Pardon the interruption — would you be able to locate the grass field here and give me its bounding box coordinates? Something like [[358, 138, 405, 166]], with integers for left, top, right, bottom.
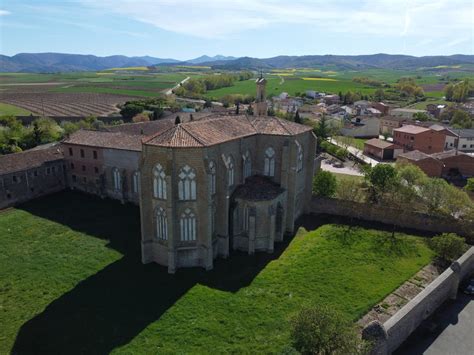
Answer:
[[0, 102, 31, 116], [0, 191, 434, 354]]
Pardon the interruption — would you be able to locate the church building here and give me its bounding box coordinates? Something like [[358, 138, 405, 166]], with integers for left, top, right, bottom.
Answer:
[[140, 78, 317, 273]]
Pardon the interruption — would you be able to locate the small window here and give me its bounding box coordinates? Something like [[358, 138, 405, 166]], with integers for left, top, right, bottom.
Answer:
[[80, 149, 85, 158], [209, 161, 216, 195], [93, 150, 98, 159], [180, 208, 196, 241], [156, 207, 168, 240], [82, 165, 86, 172], [112, 168, 121, 191], [153, 164, 167, 199], [12, 176, 17, 183], [34, 171, 38, 177], [83, 177, 87, 183], [227, 156, 235, 187], [72, 175, 77, 182], [178, 165, 196, 200], [7, 193, 11, 199], [46, 167, 51, 175], [71, 163, 75, 170], [462, 144, 467, 148], [264, 147, 275, 177], [52, 166, 56, 174], [94, 167, 99, 174], [69, 148, 73, 156], [95, 179, 99, 185]]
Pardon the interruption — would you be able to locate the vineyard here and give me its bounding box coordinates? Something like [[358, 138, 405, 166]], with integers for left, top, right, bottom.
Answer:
[[0, 92, 139, 117]]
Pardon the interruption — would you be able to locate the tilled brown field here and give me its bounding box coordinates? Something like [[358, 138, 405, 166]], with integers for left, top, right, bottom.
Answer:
[[0, 92, 140, 117]]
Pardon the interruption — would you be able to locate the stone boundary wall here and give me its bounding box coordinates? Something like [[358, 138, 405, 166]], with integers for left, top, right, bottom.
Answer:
[[362, 247, 474, 354], [310, 197, 474, 242]]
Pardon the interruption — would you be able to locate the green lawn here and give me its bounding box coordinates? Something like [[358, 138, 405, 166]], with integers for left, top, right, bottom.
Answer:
[[0, 102, 31, 116], [0, 191, 434, 354]]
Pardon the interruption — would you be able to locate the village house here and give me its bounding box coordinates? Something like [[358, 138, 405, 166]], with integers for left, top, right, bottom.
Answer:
[[0, 144, 66, 209], [391, 108, 428, 119], [340, 116, 380, 138], [379, 116, 410, 135], [393, 125, 445, 154], [363, 138, 403, 161], [371, 102, 390, 115], [398, 150, 474, 178]]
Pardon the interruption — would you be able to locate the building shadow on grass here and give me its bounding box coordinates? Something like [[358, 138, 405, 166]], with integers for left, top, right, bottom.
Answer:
[[12, 191, 434, 354]]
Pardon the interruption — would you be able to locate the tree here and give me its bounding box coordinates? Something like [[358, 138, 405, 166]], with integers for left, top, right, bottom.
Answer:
[[335, 177, 365, 202], [294, 110, 302, 124], [204, 99, 212, 108], [312, 171, 337, 197], [420, 178, 449, 215], [120, 104, 144, 120], [429, 233, 467, 263], [235, 102, 240, 115], [413, 112, 429, 122], [175, 115, 181, 125], [314, 115, 329, 143], [374, 88, 385, 102], [396, 162, 427, 186], [364, 164, 398, 203], [465, 178, 474, 192], [290, 305, 363, 355], [246, 104, 254, 115]]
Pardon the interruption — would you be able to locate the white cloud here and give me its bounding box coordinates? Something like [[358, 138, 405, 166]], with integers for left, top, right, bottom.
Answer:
[[0, 9, 11, 16], [79, 0, 473, 40]]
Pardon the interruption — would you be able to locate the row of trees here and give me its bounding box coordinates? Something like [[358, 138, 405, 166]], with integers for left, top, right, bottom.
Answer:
[[173, 71, 252, 98], [119, 97, 179, 120], [394, 77, 425, 98], [440, 107, 472, 129], [352, 76, 385, 87], [313, 163, 474, 222], [0, 115, 112, 155]]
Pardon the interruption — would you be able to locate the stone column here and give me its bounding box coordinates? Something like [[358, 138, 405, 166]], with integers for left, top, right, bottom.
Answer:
[[167, 149, 177, 274]]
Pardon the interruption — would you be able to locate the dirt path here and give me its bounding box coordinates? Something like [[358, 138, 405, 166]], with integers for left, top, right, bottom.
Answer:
[[165, 76, 190, 95]]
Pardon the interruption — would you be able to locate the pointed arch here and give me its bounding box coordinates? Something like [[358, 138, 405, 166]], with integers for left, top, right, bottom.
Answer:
[[264, 147, 275, 177], [227, 155, 235, 187], [242, 150, 252, 180], [178, 165, 197, 200], [155, 207, 168, 240], [209, 160, 216, 195], [180, 208, 197, 241], [112, 167, 121, 191], [153, 164, 167, 199]]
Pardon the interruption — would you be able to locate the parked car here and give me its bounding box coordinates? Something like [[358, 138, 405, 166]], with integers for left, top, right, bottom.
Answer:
[[463, 279, 474, 295]]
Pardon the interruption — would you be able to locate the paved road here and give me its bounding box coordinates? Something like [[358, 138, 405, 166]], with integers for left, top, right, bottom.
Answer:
[[328, 138, 380, 166], [395, 293, 474, 355]]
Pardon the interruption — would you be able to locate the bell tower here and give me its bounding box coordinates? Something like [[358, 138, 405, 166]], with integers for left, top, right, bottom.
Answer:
[[254, 71, 267, 116]]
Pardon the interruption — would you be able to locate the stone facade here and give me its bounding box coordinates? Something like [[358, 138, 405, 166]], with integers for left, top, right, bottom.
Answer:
[[0, 145, 66, 209], [140, 115, 316, 273]]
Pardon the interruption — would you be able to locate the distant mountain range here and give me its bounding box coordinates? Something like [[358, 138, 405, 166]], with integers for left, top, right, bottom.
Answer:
[[0, 52, 473, 73], [0, 53, 235, 73]]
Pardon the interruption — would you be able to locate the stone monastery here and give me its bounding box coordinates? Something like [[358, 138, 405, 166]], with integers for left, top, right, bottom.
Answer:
[[0, 78, 317, 273]]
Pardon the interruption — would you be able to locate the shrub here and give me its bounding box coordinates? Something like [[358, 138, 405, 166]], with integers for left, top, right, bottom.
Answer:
[[429, 233, 467, 262], [290, 305, 363, 355], [465, 178, 474, 192], [312, 171, 337, 197]]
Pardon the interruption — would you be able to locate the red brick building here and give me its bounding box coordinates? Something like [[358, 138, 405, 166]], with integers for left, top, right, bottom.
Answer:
[[393, 125, 445, 154], [363, 138, 403, 160], [397, 150, 474, 178]]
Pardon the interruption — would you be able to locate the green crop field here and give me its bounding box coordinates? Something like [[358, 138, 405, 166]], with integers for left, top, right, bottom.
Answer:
[[0, 102, 31, 116], [1, 191, 434, 354]]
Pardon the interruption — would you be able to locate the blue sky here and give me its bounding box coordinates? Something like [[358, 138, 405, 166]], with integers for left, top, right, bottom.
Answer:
[[1, 0, 472, 60]]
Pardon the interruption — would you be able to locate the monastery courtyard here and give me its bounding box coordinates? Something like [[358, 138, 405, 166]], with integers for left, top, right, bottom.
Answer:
[[0, 191, 434, 354]]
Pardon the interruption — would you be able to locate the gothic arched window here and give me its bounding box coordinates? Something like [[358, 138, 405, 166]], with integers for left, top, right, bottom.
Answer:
[[153, 164, 166, 199], [112, 168, 121, 191], [242, 150, 251, 179], [209, 161, 216, 195], [178, 165, 196, 200], [296, 141, 303, 172], [180, 208, 196, 241], [264, 147, 275, 177], [132, 171, 140, 194], [156, 207, 168, 240]]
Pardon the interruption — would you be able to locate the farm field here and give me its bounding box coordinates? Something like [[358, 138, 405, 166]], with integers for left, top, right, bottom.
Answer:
[[0, 102, 31, 116], [0, 71, 189, 116], [0, 92, 140, 117], [1, 191, 434, 354]]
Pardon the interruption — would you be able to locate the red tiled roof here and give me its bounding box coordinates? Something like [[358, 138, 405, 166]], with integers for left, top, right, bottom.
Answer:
[[63, 130, 142, 151], [0, 145, 64, 175], [364, 138, 396, 150], [394, 125, 430, 134], [144, 115, 312, 148]]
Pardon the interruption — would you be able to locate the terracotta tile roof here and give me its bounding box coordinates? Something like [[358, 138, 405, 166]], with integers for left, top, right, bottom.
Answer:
[[0, 145, 64, 175], [144, 115, 312, 148], [233, 175, 285, 201], [364, 138, 396, 150], [398, 150, 432, 161], [394, 125, 430, 134], [63, 130, 142, 151]]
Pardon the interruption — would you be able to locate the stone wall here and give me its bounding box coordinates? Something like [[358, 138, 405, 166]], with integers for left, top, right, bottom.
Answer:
[[310, 197, 474, 242], [362, 247, 474, 355]]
